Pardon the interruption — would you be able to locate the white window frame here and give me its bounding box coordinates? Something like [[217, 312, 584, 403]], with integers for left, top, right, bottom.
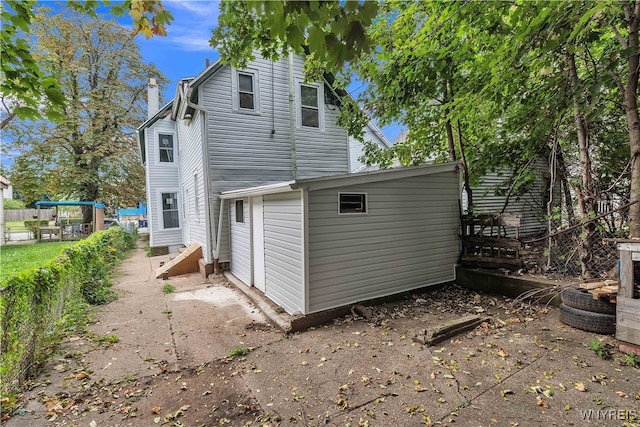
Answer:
[[338, 192, 368, 215], [155, 130, 177, 166], [235, 199, 245, 223], [157, 189, 181, 230], [231, 68, 260, 114], [296, 80, 324, 130]]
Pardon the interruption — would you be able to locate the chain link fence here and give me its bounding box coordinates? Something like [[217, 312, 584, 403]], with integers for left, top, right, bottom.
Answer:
[[521, 202, 631, 280]]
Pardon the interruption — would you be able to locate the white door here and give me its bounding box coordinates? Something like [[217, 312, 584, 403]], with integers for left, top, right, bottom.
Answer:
[[252, 196, 266, 292]]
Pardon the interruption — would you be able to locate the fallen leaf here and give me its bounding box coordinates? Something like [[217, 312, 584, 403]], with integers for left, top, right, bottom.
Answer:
[[497, 348, 509, 358], [536, 396, 549, 408], [574, 382, 587, 392], [75, 371, 89, 380], [151, 407, 161, 415], [500, 389, 514, 398], [615, 391, 628, 398], [414, 385, 427, 392]]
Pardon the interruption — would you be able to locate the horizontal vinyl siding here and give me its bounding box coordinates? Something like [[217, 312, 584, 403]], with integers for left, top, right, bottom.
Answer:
[[145, 118, 181, 248], [472, 161, 548, 237], [229, 198, 251, 285], [307, 170, 460, 313], [349, 125, 388, 172], [177, 113, 209, 257], [202, 54, 350, 261], [263, 191, 304, 314]]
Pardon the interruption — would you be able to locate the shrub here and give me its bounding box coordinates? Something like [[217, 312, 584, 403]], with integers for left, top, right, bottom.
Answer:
[[23, 220, 50, 235], [0, 226, 136, 396], [3, 200, 26, 210]]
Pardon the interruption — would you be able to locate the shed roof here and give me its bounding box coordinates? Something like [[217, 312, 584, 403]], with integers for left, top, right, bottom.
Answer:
[[220, 162, 459, 198]]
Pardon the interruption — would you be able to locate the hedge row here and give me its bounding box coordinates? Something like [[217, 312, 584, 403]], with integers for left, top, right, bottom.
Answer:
[[0, 227, 137, 397]]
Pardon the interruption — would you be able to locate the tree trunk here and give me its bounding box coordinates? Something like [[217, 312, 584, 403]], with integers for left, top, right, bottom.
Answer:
[[443, 80, 457, 162], [567, 50, 596, 278], [456, 119, 473, 209], [555, 145, 575, 222], [623, 1, 640, 237]]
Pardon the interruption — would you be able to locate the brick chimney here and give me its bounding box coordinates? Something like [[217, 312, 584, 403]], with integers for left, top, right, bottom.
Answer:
[[147, 78, 159, 119]]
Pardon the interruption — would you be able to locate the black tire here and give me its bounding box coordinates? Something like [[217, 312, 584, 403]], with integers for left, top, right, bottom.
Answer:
[[559, 304, 616, 335], [561, 287, 616, 314]]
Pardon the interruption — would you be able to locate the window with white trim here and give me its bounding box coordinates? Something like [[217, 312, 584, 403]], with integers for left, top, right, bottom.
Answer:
[[233, 69, 260, 113], [158, 133, 174, 163], [161, 192, 180, 228], [339, 193, 367, 214], [300, 84, 320, 128]]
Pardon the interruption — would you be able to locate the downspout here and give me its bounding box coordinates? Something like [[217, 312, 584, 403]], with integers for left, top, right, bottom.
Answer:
[[288, 52, 297, 180], [216, 199, 225, 272], [186, 87, 216, 270]]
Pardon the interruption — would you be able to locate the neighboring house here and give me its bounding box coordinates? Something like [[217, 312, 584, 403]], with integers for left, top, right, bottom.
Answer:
[[116, 202, 147, 226], [138, 53, 390, 262]]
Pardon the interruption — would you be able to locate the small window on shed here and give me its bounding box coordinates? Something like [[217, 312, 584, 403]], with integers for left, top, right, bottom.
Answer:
[[339, 193, 367, 214], [235, 200, 244, 223]]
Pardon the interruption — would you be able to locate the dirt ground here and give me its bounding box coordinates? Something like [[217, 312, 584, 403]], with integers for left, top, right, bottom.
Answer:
[[3, 242, 639, 427]]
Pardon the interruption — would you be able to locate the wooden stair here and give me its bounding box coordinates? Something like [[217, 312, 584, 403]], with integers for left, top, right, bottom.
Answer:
[[155, 243, 202, 278]]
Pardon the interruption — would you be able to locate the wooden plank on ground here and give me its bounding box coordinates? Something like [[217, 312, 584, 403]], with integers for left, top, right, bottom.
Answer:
[[413, 315, 487, 346], [589, 285, 618, 300], [579, 280, 618, 290]]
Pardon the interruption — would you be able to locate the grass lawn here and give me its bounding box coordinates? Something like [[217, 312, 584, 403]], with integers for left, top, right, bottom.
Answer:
[[0, 242, 76, 281], [5, 220, 32, 232]]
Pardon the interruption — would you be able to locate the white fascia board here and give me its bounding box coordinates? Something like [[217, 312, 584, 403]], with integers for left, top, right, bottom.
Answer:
[[367, 121, 392, 147], [219, 181, 296, 200], [292, 162, 460, 192]]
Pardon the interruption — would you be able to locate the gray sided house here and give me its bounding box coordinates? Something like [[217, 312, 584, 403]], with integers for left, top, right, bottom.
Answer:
[[137, 53, 391, 264], [222, 163, 461, 315]]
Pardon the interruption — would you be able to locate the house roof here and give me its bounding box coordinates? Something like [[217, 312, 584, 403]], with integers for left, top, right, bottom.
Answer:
[[220, 162, 459, 198], [0, 175, 10, 189]]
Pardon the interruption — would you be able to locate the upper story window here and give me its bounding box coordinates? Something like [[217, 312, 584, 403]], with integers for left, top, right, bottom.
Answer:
[[300, 84, 319, 128], [232, 69, 260, 113], [238, 72, 255, 110], [158, 133, 174, 163]]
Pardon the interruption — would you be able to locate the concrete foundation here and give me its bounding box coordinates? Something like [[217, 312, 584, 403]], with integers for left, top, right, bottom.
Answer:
[[455, 266, 567, 305]]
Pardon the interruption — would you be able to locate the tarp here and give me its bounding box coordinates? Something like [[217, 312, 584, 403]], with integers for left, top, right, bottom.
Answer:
[[35, 200, 106, 209]]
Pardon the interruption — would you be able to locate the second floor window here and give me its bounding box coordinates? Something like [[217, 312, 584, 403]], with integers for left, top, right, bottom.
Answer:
[[238, 72, 255, 110], [158, 133, 174, 163], [300, 84, 319, 127]]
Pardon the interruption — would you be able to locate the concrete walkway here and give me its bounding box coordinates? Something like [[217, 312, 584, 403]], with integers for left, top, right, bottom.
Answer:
[[5, 240, 640, 426]]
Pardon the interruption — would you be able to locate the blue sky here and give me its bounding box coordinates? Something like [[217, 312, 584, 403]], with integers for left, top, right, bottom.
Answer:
[[1, 1, 403, 170]]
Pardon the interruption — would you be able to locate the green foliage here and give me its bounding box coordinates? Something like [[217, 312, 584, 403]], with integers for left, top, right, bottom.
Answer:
[[622, 352, 640, 368], [2, 199, 26, 210], [0, 226, 136, 396], [588, 337, 612, 360], [213, 0, 378, 77], [230, 347, 251, 357], [1, 0, 173, 130], [5, 7, 165, 208], [162, 283, 175, 294], [91, 333, 120, 345], [23, 219, 50, 235]]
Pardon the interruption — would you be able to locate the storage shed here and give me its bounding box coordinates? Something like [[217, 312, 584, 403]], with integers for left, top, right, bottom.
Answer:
[[221, 163, 461, 315]]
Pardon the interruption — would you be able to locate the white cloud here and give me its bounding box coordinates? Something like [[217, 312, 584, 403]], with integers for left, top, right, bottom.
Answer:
[[160, 1, 220, 52]]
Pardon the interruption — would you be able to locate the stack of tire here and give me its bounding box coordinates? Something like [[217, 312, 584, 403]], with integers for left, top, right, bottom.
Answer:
[[559, 287, 616, 335]]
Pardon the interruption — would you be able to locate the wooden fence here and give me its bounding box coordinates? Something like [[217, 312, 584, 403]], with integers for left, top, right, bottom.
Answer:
[[3, 209, 53, 222]]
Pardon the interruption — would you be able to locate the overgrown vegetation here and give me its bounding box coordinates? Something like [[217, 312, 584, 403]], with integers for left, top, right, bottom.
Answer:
[[588, 337, 612, 360], [162, 284, 175, 294], [0, 227, 137, 397], [230, 347, 251, 357]]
